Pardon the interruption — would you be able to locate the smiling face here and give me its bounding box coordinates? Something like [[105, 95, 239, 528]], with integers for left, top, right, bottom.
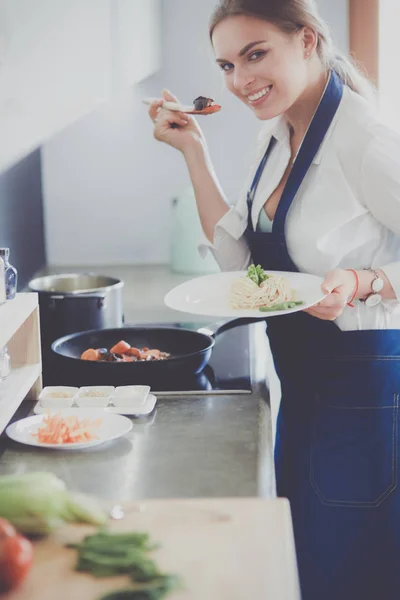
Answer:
[[212, 15, 313, 120]]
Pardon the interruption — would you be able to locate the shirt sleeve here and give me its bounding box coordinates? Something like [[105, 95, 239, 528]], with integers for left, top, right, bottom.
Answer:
[[198, 207, 252, 271], [361, 128, 400, 300], [198, 123, 277, 272]]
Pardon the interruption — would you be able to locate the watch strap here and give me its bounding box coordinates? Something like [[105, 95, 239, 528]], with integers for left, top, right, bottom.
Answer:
[[360, 269, 384, 305]]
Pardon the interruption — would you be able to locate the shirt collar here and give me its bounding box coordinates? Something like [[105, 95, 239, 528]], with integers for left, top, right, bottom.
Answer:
[[256, 76, 343, 165]]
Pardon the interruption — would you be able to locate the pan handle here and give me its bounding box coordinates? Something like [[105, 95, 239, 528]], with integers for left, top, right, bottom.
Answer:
[[197, 317, 265, 339]]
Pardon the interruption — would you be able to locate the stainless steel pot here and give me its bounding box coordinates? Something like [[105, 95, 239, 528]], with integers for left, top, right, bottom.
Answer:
[[28, 273, 124, 351]]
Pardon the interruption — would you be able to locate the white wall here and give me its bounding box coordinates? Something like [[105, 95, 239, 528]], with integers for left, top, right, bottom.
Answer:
[[42, 0, 349, 266], [378, 0, 400, 134]]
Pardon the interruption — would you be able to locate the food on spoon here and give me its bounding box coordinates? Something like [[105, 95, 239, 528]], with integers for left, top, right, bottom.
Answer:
[[193, 96, 214, 110], [229, 264, 304, 311], [80, 341, 171, 363], [190, 96, 222, 115], [0, 519, 33, 592], [0, 471, 107, 535], [143, 96, 221, 115], [33, 412, 102, 445]]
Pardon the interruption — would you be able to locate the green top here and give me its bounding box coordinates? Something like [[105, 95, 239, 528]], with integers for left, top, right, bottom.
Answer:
[[257, 208, 273, 233]]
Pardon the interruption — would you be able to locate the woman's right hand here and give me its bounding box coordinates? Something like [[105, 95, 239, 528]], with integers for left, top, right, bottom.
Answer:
[[148, 89, 205, 153]]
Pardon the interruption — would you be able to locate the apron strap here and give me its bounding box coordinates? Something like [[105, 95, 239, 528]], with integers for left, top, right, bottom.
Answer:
[[273, 71, 344, 234], [247, 137, 277, 229]]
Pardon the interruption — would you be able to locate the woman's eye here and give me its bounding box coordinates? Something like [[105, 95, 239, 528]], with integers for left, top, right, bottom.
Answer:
[[220, 62, 234, 73], [248, 50, 267, 61]]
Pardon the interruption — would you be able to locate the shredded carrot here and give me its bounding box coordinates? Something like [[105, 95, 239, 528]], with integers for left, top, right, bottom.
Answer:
[[33, 413, 102, 444]]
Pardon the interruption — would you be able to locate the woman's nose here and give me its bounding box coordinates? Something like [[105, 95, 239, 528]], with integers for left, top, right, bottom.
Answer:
[[233, 67, 255, 92]]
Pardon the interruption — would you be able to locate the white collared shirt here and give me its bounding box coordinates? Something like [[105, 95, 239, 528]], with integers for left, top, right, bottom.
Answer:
[[200, 86, 400, 331]]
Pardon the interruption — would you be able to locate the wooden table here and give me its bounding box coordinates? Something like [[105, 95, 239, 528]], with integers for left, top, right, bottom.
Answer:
[[5, 498, 301, 600]]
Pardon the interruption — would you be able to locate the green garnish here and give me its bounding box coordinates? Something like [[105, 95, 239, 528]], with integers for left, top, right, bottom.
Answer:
[[99, 575, 182, 600], [259, 301, 304, 312], [69, 530, 181, 600], [247, 264, 269, 286]]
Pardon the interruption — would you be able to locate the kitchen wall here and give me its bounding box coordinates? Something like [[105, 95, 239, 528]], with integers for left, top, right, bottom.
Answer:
[[0, 149, 46, 289], [42, 0, 349, 266]]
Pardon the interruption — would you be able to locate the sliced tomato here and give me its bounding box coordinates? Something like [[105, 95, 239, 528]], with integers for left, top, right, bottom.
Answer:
[[80, 348, 100, 361], [0, 519, 33, 592], [110, 340, 131, 355], [124, 347, 142, 358]]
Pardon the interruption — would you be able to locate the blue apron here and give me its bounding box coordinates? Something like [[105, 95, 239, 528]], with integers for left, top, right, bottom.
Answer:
[[245, 71, 400, 600]]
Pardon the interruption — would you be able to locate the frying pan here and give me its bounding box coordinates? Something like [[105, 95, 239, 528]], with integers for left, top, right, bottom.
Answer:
[[50, 319, 256, 387]]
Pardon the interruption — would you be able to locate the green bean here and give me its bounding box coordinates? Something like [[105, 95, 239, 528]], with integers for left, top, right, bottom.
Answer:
[[259, 301, 304, 312], [71, 530, 180, 599]]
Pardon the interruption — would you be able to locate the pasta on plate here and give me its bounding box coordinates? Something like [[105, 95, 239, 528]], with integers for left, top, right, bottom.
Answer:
[[229, 265, 304, 312]]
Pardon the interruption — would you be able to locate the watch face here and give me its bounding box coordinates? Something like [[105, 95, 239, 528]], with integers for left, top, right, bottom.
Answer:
[[366, 294, 382, 307], [372, 278, 384, 293]]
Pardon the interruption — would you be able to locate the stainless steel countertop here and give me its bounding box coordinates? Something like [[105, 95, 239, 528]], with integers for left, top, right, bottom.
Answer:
[[0, 322, 275, 501], [6, 268, 275, 502]]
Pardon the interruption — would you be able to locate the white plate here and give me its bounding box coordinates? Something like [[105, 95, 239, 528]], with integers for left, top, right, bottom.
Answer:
[[6, 409, 133, 450], [32, 394, 158, 418], [164, 270, 326, 319]]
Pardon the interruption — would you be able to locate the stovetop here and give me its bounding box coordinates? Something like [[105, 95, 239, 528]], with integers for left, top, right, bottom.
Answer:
[[146, 321, 252, 396], [41, 321, 253, 396]]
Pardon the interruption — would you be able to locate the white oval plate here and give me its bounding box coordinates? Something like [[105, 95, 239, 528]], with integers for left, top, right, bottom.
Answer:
[[6, 409, 133, 450], [164, 270, 326, 319]]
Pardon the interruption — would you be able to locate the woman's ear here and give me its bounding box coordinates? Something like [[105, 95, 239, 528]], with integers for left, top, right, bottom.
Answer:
[[301, 26, 318, 59]]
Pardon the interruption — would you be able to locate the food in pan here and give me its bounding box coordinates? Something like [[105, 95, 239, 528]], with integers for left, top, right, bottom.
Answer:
[[80, 341, 171, 363], [230, 264, 304, 311]]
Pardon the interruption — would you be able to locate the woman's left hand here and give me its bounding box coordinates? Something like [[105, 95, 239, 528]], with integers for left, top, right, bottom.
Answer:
[[304, 268, 357, 321]]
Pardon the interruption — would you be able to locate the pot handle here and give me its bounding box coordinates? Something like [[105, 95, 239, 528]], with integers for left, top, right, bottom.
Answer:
[[48, 293, 106, 310], [197, 317, 265, 339]]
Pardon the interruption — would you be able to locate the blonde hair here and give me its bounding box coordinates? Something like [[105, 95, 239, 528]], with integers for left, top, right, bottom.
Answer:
[[209, 0, 376, 103]]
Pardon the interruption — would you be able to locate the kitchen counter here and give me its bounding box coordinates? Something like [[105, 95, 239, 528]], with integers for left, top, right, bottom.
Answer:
[[0, 265, 277, 501]]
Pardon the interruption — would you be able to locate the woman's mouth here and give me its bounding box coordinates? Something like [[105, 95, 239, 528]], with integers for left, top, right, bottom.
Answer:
[[247, 85, 273, 107]]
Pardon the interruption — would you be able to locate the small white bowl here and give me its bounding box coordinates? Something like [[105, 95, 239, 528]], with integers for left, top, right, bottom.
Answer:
[[111, 386, 150, 407], [39, 386, 78, 409], [76, 386, 114, 408]]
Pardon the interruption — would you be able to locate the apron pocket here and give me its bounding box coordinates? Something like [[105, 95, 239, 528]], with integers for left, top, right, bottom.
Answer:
[[310, 391, 399, 508]]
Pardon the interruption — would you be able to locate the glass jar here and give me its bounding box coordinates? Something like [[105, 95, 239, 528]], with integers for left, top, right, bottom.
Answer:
[[0, 346, 11, 379], [0, 256, 5, 305], [0, 248, 17, 300]]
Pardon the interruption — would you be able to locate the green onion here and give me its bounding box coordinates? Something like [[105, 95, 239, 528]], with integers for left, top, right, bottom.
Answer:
[[71, 531, 181, 600], [0, 472, 107, 536], [247, 264, 269, 286], [259, 301, 304, 312]]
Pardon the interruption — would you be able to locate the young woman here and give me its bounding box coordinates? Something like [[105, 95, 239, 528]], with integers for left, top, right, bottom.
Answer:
[[149, 1, 400, 598]]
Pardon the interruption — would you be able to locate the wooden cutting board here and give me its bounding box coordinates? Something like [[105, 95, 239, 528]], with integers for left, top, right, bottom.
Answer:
[[4, 498, 301, 600]]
